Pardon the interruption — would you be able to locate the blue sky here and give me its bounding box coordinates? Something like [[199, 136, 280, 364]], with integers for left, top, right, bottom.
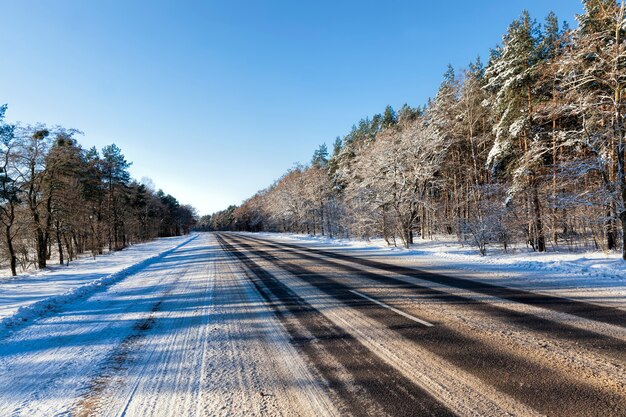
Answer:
[[0, 1, 583, 215]]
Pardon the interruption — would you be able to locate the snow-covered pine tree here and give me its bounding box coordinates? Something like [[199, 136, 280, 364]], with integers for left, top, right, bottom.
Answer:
[[561, 0, 626, 256], [528, 12, 572, 247], [428, 65, 463, 238], [484, 10, 547, 251]]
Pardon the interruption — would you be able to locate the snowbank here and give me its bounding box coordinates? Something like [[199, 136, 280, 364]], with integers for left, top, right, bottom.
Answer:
[[252, 232, 626, 307], [0, 234, 197, 337]]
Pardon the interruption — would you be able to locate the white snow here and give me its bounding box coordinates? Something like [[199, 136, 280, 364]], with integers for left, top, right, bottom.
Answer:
[[1, 231, 624, 415], [0, 233, 336, 417], [0, 235, 196, 336], [252, 232, 626, 308]]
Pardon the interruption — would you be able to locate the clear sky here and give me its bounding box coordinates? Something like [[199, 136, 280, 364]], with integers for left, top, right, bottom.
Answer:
[[0, 1, 583, 215]]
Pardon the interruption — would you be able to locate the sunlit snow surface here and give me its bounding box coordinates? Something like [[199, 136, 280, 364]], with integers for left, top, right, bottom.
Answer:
[[0, 235, 194, 329], [252, 232, 626, 308]]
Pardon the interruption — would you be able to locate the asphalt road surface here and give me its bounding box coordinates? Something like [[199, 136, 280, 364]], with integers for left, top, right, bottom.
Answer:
[[217, 232, 626, 417]]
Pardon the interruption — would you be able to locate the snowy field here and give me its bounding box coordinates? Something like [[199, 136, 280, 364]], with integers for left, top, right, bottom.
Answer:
[[252, 232, 626, 308]]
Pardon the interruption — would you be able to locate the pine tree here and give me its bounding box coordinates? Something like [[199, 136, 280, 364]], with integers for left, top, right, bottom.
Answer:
[[46, 132, 87, 264], [563, 0, 626, 256], [485, 10, 547, 251], [102, 144, 131, 250], [533, 12, 570, 246], [381, 105, 397, 129], [485, 10, 542, 168], [397, 103, 421, 127], [311, 143, 329, 167]]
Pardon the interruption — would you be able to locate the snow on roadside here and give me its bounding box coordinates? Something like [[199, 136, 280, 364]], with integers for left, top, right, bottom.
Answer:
[[0, 234, 197, 336], [251, 232, 626, 307]]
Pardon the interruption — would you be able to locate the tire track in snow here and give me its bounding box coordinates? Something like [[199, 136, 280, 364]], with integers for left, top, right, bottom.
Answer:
[[71, 239, 212, 417], [210, 238, 340, 417], [228, 233, 626, 417], [218, 234, 456, 417], [245, 233, 626, 328], [73, 233, 337, 417], [0, 238, 199, 416], [241, 233, 626, 362], [73, 267, 188, 416]]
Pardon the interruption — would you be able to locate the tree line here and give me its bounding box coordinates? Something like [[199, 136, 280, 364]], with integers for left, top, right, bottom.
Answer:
[[0, 108, 196, 276], [205, 1, 626, 257]]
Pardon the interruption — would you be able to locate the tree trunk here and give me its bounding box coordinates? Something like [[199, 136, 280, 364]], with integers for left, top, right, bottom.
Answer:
[[532, 180, 546, 252], [621, 210, 626, 260], [55, 222, 64, 265], [64, 234, 73, 264], [420, 205, 426, 240], [398, 220, 411, 249], [320, 201, 325, 236], [5, 224, 17, 276], [382, 206, 390, 246], [606, 206, 617, 251], [36, 228, 47, 269], [403, 227, 410, 249], [552, 113, 559, 245]]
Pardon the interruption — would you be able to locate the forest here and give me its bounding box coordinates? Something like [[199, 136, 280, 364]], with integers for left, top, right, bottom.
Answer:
[[0, 109, 196, 276], [203, 1, 626, 258]]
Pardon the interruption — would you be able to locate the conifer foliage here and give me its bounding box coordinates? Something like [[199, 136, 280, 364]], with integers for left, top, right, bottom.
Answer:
[[211, 3, 626, 258], [0, 113, 196, 275]]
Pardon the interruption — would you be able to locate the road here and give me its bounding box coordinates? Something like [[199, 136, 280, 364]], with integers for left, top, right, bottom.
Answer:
[[0, 232, 624, 416], [217, 232, 626, 417]]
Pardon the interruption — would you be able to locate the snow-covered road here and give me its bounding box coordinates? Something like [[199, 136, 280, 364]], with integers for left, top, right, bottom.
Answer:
[[0, 234, 334, 416], [219, 232, 626, 417], [2, 231, 626, 416]]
